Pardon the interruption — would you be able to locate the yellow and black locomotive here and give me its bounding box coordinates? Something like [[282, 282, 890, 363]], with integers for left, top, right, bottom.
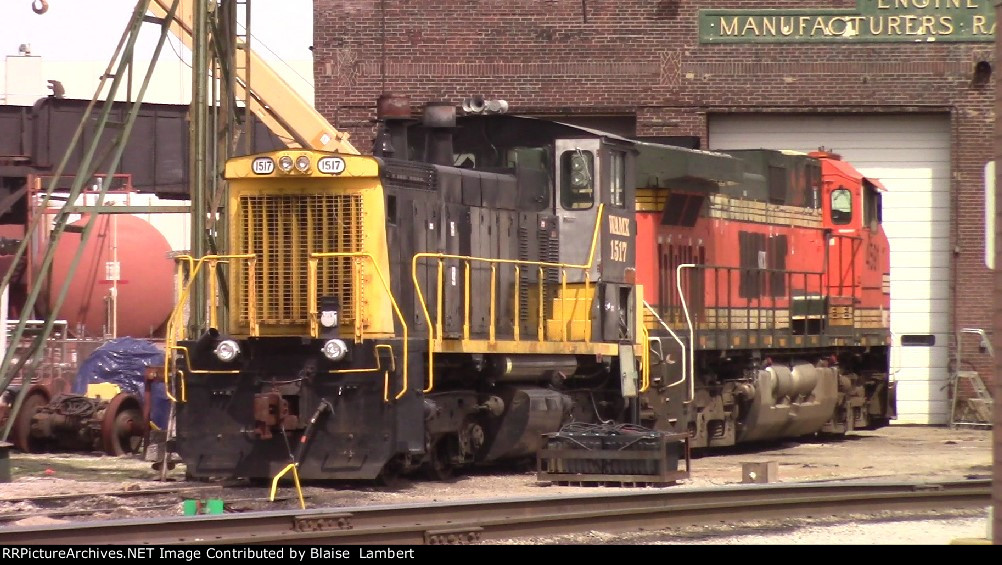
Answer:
[[168, 96, 895, 482]]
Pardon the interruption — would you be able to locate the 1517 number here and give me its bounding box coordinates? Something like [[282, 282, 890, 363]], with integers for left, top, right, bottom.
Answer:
[[610, 240, 628, 262]]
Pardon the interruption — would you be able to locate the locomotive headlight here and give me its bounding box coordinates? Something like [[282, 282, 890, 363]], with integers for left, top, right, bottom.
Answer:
[[214, 339, 241, 362], [278, 155, 294, 173], [321, 338, 348, 362], [320, 309, 339, 328], [319, 296, 341, 330], [295, 155, 311, 173]]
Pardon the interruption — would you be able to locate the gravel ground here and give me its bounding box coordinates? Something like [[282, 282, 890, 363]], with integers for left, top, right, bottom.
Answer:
[[490, 510, 993, 544], [0, 424, 995, 544]]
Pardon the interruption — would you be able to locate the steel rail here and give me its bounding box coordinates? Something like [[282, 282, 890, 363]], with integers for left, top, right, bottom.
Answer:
[[0, 478, 985, 544], [0, 479, 989, 545]]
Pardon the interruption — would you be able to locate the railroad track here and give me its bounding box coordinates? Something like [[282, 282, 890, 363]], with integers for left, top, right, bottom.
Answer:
[[0, 484, 224, 506], [0, 484, 301, 523], [0, 478, 989, 545]]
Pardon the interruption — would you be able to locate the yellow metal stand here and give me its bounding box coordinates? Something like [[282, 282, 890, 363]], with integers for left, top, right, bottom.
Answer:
[[269, 463, 306, 510]]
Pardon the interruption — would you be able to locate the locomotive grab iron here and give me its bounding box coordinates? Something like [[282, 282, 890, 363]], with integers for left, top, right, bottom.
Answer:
[[167, 95, 896, 482]]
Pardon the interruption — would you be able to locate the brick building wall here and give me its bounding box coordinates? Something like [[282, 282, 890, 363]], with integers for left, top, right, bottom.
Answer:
[[314, 0, 996, 393]]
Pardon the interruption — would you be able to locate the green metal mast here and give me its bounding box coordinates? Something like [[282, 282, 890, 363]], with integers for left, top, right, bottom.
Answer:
[[187, 0, 251, 336], [0, 0, 183, 441], [0, 0, 253, 443]]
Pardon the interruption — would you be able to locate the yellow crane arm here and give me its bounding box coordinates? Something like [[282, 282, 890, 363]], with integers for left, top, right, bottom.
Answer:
[[149, 0, 358, 155]]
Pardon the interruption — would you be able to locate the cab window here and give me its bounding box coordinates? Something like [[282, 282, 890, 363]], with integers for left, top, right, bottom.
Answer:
[[863, 183, 882, 231], [609, 151, 626, 208], [830, 188, 852, 225], [560, 150, 594, 210]]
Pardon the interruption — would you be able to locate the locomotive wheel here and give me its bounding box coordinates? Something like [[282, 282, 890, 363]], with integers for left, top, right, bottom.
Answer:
[[423, 440, 454, 481], [10, 389, 48, 453], [867, 417, 891, 430], [375, 462, 404, 488], [101, 394, 144, 456], [47, 377, 69, 396]]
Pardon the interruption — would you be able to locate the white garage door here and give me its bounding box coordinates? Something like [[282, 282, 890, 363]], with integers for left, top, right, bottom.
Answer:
[[709, 114, 951, 425]]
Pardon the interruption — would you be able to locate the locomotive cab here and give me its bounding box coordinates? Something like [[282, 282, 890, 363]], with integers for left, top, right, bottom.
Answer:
[[554, 136, 639, 342], [816, 149, 885, 234], [814, 150, 891, 319]]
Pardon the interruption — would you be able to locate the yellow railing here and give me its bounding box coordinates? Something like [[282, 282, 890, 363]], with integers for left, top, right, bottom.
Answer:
[[308, 252, 409, 401], [163, 254, 258, 402], [413, 205, 606, 393], [639, 317, 650, 394]]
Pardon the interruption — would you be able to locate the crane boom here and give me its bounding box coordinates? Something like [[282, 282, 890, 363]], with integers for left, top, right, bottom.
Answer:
[[149, 0, 358, 155]]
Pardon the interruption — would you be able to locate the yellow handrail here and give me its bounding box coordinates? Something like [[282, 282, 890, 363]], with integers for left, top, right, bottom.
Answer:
[[307, 258, 319, 336], [639, 321, 651, 393], [412, 204, 606, 394], [637, 288, 650, 393], [163, 254, 256, 402], [207, 261, 218, 330], [560, 270, 568, 342], [489, 264, 497, 343], [644, 300, 687, 391], [584, 272, 592, 342], [435, 261, 444, 344], [513, 265, 521, 341], [308, 252, 409, 400], [537, 267, 544, 341], [324, 343, 396, 375], [464, 262, 471, 340]]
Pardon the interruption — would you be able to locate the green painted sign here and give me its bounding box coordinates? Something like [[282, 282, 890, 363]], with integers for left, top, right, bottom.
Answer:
[[699, 0, 996, 43]]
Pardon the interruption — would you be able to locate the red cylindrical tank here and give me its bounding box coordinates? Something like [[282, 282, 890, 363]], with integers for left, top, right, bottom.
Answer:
[[32, 214, 175, 338]]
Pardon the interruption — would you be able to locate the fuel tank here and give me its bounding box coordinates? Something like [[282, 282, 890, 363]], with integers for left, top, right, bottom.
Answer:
[[480, 386, 574, 462], [31, 214, 175, 338], [738, 363, 839, 443]]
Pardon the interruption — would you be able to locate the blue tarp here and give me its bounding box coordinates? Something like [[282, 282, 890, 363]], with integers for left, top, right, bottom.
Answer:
[[73, 337, 170, 429]]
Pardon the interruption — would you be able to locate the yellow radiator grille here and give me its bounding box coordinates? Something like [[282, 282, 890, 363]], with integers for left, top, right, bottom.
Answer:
[[237, 192, 364, 328]]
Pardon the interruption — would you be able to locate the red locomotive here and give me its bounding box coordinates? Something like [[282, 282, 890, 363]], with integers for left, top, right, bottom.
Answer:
[[635, 145, 894, 448]]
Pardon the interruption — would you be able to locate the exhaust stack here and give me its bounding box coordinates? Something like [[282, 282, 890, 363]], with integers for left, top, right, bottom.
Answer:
[[373, 93, 413, 159], [422, 101, 456, 166]]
